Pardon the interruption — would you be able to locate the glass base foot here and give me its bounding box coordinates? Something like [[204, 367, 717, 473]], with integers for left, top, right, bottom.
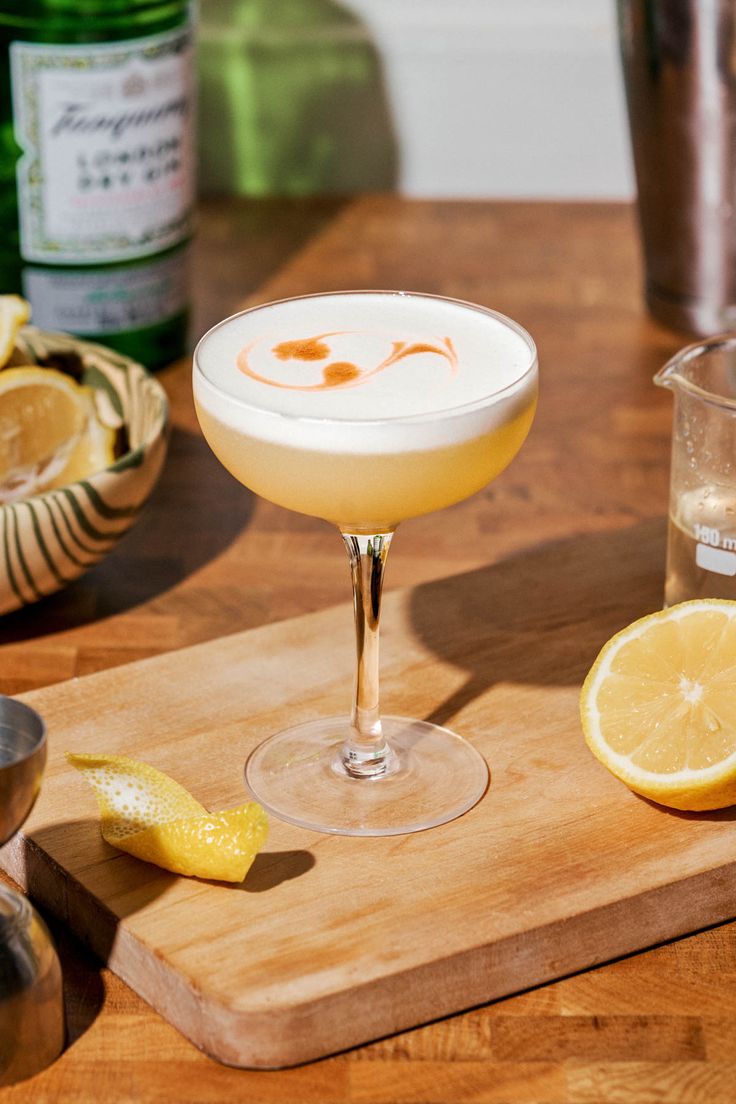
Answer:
[[244, 716, 489, 836]]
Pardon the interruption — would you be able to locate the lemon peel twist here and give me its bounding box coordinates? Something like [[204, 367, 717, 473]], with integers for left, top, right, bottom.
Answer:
[[67, 752, 268, 882]]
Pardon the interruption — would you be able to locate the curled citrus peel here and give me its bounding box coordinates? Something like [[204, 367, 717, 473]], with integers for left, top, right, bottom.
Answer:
[[67, 752, 268, 882]]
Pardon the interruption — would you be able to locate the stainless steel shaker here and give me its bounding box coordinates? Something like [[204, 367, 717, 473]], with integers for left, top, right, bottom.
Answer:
[[0, 886, 64, 1085], [618, 0, 736, 335], [0, 697, 64, 1085]]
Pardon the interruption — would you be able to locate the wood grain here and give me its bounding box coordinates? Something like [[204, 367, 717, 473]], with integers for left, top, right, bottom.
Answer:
[[3, 197, 734, 1100]]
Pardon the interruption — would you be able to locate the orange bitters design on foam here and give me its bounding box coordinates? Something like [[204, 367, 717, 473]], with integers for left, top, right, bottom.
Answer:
[[236, 332, 458, 392]]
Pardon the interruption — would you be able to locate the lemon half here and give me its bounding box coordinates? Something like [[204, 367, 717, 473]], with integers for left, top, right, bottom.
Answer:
[[580, 600, 736, 810], [0, 366, 115, 502]]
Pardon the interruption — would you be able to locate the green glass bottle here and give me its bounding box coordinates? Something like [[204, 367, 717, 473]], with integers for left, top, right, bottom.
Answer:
[[0, 0, 195, 370], [198, 0, 397, 197]]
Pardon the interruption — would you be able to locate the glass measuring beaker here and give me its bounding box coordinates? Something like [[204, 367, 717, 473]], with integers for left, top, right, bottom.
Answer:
[[656, 334, 736, 606]]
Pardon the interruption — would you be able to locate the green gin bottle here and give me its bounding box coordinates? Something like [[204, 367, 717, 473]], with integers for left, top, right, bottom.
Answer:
[[0, 0, 195, 369]]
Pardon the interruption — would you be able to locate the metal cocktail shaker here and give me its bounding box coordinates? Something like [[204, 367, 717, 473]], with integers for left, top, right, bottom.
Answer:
[[0, 886, 64, 1085], [0, 697, 64, 1085], [618, 0, 736, 335]]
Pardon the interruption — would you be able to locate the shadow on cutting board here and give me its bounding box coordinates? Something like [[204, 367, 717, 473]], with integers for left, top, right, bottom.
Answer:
[[9, 821, 315, 1047], [2, 823, 178, 1049], [408, 517, 667, 728]]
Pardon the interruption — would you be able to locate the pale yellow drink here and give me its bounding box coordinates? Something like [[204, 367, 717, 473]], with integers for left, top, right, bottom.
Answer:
[[193, 291, 538, 531], [195, 397, 536, 530]]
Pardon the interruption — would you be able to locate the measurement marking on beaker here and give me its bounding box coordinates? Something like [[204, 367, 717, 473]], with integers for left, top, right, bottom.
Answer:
[[693, 524, 736, 550]]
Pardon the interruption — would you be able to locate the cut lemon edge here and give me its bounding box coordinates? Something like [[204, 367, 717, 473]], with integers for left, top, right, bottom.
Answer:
[[580, 599, 736, 811], [67, 752, 268, 883], [0, 366, 116, 502], [47, 409, 116, 489], [0, 295, 30, 368]]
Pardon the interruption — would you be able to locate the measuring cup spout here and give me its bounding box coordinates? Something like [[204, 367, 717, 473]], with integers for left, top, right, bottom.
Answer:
[[654, 333, 736, 407], [653, 359, 682, 392]]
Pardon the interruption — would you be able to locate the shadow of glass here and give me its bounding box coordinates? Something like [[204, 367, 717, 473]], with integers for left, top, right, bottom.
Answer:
[[198, 0, 399, 197], [408, 518, 667, 727], [0, 426, 254, 643]]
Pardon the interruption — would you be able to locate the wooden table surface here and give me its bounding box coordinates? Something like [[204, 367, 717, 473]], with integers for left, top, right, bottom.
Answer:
[[1, 197, 729, 1104]]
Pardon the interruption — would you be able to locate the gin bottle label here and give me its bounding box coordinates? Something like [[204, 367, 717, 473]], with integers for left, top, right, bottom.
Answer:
[[10, 24, 195, 265]]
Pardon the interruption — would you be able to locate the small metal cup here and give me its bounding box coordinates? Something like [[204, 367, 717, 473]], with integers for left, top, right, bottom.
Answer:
[[0, 697, 64, 1085], [0, 697, 47, 847]]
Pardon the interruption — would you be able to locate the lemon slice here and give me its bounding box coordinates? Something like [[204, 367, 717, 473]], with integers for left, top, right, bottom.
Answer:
[[580, 599, 736, 810], [0, 366, 115, 502], [47, 405, 116, 489], [67, 753, 268, 882], [0, 295, 30, 368]]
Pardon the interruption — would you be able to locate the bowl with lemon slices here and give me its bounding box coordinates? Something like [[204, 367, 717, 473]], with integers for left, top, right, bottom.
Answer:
[[0, 295, 168, 615]]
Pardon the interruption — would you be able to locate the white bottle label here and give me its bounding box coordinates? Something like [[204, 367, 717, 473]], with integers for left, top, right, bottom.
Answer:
[[10, 24, 195, 265]]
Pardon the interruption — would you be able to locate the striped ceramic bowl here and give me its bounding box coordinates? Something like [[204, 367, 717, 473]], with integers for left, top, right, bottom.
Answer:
[[0, 328, 169, 615]]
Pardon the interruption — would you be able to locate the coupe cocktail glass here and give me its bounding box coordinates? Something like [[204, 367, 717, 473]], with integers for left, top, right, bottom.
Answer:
[[193, 291, 538, 835]]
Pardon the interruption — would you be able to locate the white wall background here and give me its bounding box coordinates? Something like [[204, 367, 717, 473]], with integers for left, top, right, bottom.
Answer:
[[199, 0, 635, 199], [346, 0, 634, 198]]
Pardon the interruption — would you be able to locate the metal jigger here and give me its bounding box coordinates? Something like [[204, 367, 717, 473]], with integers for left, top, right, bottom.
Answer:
[[0, 697, 64, 1085]]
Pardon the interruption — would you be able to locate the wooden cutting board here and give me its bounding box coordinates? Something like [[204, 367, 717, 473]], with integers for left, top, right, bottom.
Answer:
[[4, 518, 736, 1070]]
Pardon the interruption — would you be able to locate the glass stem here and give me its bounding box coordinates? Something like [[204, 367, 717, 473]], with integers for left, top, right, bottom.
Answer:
[[339, 531, 398, 778]]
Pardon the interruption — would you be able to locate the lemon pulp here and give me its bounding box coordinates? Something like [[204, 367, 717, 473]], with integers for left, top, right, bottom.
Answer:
[[0, 367, 115, 502], [580, 599, 736, 810]]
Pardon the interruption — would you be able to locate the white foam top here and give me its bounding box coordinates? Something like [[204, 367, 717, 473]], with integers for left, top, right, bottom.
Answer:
[[193, 292, 537, 453]]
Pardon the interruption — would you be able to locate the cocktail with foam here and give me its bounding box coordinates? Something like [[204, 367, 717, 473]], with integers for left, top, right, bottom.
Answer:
[[193, 291, 538, 835]]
